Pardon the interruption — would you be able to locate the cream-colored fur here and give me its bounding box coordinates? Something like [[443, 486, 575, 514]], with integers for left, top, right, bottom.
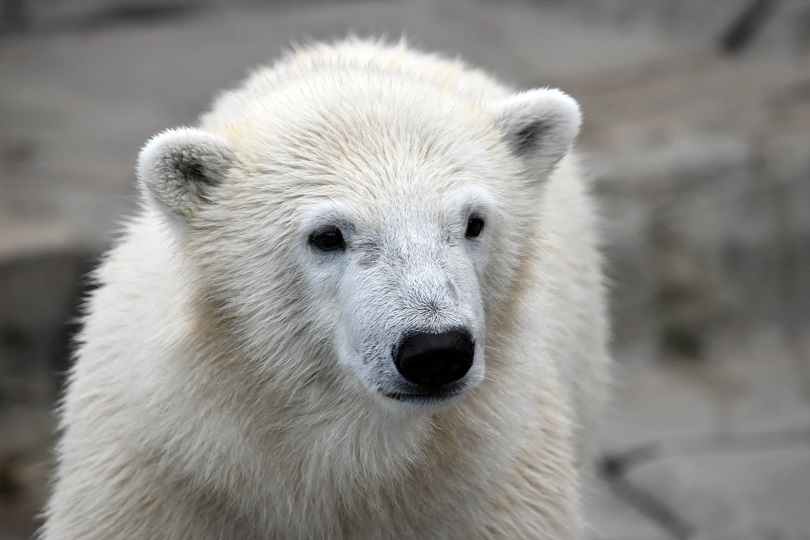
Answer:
[[43, 39, 609, 539]]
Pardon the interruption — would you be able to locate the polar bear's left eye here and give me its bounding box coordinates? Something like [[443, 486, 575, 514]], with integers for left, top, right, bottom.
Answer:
[[310, 226, 346, 252]]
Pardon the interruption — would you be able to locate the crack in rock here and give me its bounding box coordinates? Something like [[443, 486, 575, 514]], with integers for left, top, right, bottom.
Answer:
[[598, 427, 810, 538]]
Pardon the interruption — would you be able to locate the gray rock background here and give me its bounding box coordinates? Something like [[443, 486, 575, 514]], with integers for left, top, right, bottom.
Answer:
[[1, 0, 809, 538]]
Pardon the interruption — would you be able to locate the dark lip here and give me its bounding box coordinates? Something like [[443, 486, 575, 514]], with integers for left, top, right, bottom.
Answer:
[[383, 388, 463, 404]]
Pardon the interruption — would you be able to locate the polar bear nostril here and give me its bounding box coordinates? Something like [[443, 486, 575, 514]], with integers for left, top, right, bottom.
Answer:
[[394, 330, 474, 389]]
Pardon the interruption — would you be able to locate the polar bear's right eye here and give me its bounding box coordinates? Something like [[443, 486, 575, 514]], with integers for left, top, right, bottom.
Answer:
[[310, 226, 346, 252], [465, 217, 485, 239]]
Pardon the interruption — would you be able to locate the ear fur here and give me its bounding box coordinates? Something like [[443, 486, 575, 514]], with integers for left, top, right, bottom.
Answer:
[[496, 88, 582, 173], [137, 127, 233, 220]]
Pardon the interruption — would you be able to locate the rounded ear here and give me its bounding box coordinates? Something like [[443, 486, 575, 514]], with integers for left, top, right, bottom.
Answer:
[[495, 88, 582, 175], [137, 127, 233, 220]]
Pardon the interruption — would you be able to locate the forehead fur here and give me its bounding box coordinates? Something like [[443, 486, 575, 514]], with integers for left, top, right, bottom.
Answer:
[[199, 41, 523, 207]]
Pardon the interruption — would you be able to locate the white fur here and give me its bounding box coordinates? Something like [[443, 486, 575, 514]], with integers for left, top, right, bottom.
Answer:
[[43, 38, 610, 539]]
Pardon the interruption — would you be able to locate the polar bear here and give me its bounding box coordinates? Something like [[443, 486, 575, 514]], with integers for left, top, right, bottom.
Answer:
[[43, 39, 609, 539]]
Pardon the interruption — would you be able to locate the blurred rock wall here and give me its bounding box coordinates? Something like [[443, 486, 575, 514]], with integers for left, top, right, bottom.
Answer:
[[536, 0, 810, 59], [566, 56, 810, 359]]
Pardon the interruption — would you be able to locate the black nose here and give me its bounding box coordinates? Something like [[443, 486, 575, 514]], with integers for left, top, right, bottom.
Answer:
[[394, 330, 474, 389]]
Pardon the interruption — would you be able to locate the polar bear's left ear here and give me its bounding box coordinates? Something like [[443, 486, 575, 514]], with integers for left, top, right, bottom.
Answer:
[[137, 127, 233, 221], [495, 88, 582, 173]]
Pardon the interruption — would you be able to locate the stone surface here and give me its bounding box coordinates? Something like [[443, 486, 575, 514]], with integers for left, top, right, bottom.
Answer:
[[559, 56, 810, 354], [601, 333, 810, 453], [533, 0, 810, 60], [628, 448, 810, 540], [596, 332, 810, 538], [0, 251, 90, 407], [0, 408, 55, 539], [585, 477, 673, 540]]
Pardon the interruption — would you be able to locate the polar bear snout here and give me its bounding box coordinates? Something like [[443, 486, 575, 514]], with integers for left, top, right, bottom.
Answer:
[[390, 329, 474, 399]]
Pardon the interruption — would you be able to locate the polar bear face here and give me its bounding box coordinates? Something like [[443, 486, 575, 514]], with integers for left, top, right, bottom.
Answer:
[[297, 182, 494, 406], [137, 75, 580, 410]]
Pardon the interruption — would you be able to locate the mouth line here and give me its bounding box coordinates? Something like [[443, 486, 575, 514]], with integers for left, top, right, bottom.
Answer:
[[383, 388, 464, 403]]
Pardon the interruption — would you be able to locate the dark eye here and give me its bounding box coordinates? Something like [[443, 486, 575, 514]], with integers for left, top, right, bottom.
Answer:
[[310, 226, 346, 252], [465, 216, 485, 238]]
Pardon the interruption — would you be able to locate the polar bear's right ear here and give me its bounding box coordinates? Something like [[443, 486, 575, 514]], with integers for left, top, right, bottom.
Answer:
[[495, 88, 582, 174], [137, 127, 233, 221]]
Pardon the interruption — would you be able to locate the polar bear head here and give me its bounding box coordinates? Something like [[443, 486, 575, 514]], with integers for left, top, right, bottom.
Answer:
[[137, 71, 580, 411]]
